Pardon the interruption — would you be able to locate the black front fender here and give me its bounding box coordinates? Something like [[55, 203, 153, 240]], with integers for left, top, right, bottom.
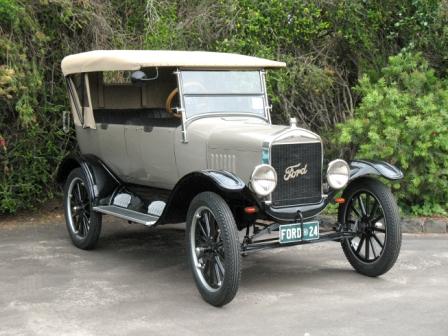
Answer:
[[201, 170, 246, 191], [159, 170, 250, 224], [349, 160, 404, 181]]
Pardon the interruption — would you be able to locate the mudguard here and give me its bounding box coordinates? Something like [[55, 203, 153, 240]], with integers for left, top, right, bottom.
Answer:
[[56, 154, 119, 201], [349, 159, 404, 181], [200, 170, 246, 191], [159, 170, 248, 224]]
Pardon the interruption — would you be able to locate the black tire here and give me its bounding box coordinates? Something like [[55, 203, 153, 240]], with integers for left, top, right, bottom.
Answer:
[[186, 192, 241, 307], [339, 177, 401, 277], [63, 168, 102, 250]]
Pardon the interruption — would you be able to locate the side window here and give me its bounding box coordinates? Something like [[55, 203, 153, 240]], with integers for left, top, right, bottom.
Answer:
[[70, 73, 90, 108], [102, 70, 132, 85], [101, 71, 141, 110], [67, 73, 94, 127], [94, 68, 180, 126]]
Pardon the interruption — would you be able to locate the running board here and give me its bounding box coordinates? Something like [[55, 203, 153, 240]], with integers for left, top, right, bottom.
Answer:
[[93, 205, 159, 226]]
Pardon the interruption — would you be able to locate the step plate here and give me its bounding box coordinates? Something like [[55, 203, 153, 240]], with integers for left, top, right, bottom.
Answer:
[[93, 205, 158, 226]]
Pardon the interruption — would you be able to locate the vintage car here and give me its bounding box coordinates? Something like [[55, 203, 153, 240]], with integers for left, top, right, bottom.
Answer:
[[58, 50, 403, 306]]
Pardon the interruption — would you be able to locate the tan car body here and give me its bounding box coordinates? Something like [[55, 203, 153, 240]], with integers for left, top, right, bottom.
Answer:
[[76, 116, 320, 190]]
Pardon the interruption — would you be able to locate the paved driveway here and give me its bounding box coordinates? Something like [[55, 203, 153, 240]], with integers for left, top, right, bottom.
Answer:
[[0, 216, 447, 336]]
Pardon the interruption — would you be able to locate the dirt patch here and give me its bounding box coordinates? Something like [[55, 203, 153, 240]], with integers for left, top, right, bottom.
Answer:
[[0, 197, 64, 228]]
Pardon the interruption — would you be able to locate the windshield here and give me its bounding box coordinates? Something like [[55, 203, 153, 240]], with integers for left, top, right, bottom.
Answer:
[[180, 71, 267, 119]]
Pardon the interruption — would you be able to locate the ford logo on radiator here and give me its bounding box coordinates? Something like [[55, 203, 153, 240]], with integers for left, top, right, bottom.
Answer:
[[284, 163, 308, 181]]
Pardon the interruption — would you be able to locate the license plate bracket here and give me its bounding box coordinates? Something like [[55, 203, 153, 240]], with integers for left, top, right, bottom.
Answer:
[[279, 221, 319, 244]]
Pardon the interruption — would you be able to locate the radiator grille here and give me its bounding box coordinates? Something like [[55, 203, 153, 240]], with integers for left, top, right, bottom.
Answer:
[[271, 142, 322, 207]]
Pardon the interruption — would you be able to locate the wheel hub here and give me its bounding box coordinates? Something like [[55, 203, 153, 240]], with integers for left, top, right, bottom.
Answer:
[[346, 189, 388, 263], [72, 205, 85, 215], [357, 216, 374, 233]]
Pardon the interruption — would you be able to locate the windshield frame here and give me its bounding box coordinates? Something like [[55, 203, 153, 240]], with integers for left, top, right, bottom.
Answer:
[[176, 69, 272, 128]]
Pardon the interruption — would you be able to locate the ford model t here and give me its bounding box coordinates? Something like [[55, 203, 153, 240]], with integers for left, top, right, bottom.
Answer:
[[58, 50, 403, 306]]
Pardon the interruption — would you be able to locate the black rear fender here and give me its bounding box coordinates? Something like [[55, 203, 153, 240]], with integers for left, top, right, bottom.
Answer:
[[56, 154, 119, 201]]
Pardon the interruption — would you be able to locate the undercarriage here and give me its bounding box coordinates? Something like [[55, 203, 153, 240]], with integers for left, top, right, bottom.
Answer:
[[241, 220, 355, 254]]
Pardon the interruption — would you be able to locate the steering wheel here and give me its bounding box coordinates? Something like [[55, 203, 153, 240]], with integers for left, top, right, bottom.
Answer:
[[165, 88, 181, 118], [165, 82, 209, 118]]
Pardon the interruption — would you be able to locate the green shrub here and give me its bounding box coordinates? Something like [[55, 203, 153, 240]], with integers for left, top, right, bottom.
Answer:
[[337, 53, 448, 215], [1, 1, 448, 215], [0, 0, 22, 28], [0, 1, 126, 214]]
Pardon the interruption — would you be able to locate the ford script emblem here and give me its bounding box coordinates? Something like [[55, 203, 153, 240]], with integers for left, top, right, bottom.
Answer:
[[284, 163, 308, 181]]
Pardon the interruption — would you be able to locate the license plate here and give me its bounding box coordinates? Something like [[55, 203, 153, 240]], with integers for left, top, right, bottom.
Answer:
[[279, 221, 319, 244]]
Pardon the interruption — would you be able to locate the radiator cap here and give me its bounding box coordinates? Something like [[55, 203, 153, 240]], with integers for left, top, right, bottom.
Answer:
[[289, 117, 297, 128]]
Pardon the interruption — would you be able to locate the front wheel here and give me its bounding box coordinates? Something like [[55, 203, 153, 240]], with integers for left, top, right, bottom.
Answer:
[[186, 192, 241, 307], [339, 178, 401, 277]]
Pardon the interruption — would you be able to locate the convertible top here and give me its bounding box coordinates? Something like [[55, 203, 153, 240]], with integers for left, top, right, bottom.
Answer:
[[61, 50, 286, 76]]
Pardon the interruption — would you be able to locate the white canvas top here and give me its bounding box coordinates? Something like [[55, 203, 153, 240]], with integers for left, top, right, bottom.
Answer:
[[61, 50, 286, 75]]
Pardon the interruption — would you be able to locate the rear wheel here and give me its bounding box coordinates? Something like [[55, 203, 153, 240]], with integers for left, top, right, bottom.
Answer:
[[64, 168, 102, 250], [186, 192, 241, 307], [339, 178, 401, 277]]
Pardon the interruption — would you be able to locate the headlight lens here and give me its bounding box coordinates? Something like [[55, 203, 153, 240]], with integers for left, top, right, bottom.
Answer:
[[326, 159, 350, 189], [250, 164, 277, 196]]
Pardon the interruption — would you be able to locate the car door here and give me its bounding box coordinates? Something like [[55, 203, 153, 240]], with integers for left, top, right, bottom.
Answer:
[[124, 124, 144, 182], [124, 111, 180, 189], [96, 123, 130, 179], [139, 125, 179, 189]]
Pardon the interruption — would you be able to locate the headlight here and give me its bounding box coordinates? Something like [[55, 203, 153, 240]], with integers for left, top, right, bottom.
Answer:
[[326, 159, 350, 189], [250, 164, 277, 196]]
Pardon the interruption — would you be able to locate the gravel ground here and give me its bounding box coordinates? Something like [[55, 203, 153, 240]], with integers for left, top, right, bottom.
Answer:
[[0, 214, 447, 336]]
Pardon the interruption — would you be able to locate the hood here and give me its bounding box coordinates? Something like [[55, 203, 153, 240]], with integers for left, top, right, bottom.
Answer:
[[185, 116, 321, 183], [186, 116, 320, 151], [207, 118, 285, 151]]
